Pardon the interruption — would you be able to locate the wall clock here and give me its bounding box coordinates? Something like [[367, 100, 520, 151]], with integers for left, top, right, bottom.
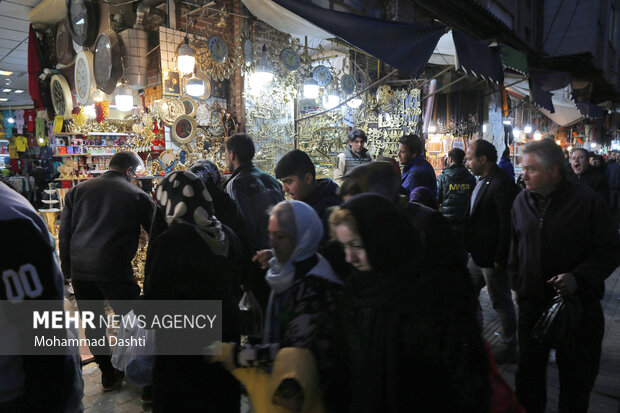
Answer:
[[93, 30, 123, 95], [243, 39, 253, 65], [280, 48, 300, 71], [55, 18, 75, 65], [74, 51, 95, 105], [313, 65, 332, 86], [208, 36, 228, 63], [66, 0, 98, 47], [172, 115, 197, 145], [50, 74, 73, 120], [341, 74, 356, 95]]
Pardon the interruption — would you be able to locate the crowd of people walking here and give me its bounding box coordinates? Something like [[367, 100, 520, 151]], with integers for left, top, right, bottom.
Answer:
[[1, 131, 619, 413]]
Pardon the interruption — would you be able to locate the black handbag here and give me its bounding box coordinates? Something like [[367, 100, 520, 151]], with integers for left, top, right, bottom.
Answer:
[[531, 294, 582, 350]]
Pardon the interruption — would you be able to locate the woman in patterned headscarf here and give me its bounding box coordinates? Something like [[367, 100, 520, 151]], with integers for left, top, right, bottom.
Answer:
[[143, 170, 243, 412]]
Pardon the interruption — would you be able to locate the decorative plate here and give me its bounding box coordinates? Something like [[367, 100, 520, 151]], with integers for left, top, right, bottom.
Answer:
[[93, 30, 123, 95], [208, 36, 228, 63], [180, 95, 197, 117], [280, 48, 300, 71], [243, 39, 254, 65], [313, 65, 332, 86], [66, 0, 98, 47], [158, 149, 177, 173], [74, 50, 95, 105], [172, 115, 197, 145], [50, 74, 73, 120], [341, 74, 356, 95], [55, 18, 75, 65], [158, 97, 185, 126]]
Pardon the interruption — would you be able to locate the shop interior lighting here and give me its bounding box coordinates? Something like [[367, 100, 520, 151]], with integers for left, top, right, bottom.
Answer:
[[568, 146, 573, 151], [251, 45, 274, 88], [482, 123, 488, 133], [0, 98, 7, 102], [591, 142, 597, 148], [523, 125, 532, 134], [512, 128, 521, 138], [114, 84, 134, 112], [0, 71, 12, 76], [185, 67, 205, 97], [323, 84, 341, 109], [14, 90, 23, 94], [427, 124, 437, 133], [502, 119, 511, 125], [555, 139, 561, 145], [177, 36, 195, 75], [346, 97, 363, 109], [2, 88, 11, 93], [84, 104, 96, 118], [303, 77, 319, 99], [533, 130, 542, 140]]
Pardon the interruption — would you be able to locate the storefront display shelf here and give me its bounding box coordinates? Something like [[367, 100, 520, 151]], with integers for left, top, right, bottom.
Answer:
[[86, 132, 129, 136], [53, 153, 89, 157]]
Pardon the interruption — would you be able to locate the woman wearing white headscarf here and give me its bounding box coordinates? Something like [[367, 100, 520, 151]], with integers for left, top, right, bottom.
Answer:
[[217, 200, 347, 412], [143, 171, 243, 412]]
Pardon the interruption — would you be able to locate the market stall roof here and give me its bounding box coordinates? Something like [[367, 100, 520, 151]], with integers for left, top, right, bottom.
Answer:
[[242, 0, 504, 82], [499, 43, 529, 75]]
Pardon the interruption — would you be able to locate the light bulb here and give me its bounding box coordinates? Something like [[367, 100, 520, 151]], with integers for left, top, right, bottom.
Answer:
[[533, 130, 542, 140], [591, 142, 597, 148], [555, 139, 561, 145], [428, 125, 437, 133], [115, 85, 133, 112], [323, 94, 341, 109], [38, 137, 44, 144], [512, 128, 520, 138], [482, 124, 487, 133], [568, 146, 573, 151], [84, 105, 96, 117], [186, 76, 205, 97], [303, 78, 319, 99], [92, 89, 105, 102], [251, 45, 273, 89], [8, 117, 14, 124], [177, 39, 195, 75], [524, 125, 532, 134], [346, 97, 363, 109]]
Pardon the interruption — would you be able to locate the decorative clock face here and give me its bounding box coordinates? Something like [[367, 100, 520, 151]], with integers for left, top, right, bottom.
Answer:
[[67, 0, 97, 46], [50, 74, 73, 120], [243, 39, 253, 64], [341, 74, 356, 95], [93, 31, 122, 95], [208, 36, 228, 63], [280, 48, 300, 71], [55, 19, 74, 65], [74, 51, 94, 105], [313, 65, 332, 86]]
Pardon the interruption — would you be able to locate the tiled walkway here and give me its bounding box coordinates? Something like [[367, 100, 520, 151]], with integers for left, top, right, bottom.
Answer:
[[80, 267, 620, 412]]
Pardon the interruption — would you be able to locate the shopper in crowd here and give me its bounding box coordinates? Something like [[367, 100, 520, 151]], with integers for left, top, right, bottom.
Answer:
[[498, 147, 515, 181], [333, 129, 372, 184], [330, 193, 489, 412], [509, 139, 620, 413], [409, 186, 438, 209], [142, 171, 243, 412], [437, 147, 476, 265], [465, 139, 519, 364], [568, 148, 610, 202], [275, 149, 341, 240], [398, 133, 437, 198], [31, 160, 46, 207], [223, 133, 284, 307], [338, 161, 462, 272], [188, 159, 248, 245], [0, 181, 83, 413], [59, 151, 155, 391], [229, 201, 346, 413], [590, 153, 606, 174], [606, 150, 620, 222]]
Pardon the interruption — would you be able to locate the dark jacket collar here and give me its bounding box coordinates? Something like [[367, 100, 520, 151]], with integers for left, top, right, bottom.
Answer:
[[403, 155, 425, 172]]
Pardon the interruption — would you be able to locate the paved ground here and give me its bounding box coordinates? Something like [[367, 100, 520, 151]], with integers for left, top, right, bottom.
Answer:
[[79, 267, 620, 412]]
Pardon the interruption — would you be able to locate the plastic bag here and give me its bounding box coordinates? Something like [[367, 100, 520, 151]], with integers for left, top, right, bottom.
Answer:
[[239, 290, 264, 340], [531, 294, 582, 350], [111, 310, 155, 380]]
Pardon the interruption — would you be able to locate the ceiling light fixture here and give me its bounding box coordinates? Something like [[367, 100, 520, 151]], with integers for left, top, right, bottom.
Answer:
[[14, 90, 23, 94], [251, 45, 274, 88], [177, 36, 196, 75], [2, 89, 11, 93], [0, 71, 13, 76], [0, 98, 7, 102], [114, 83, 134, 112]]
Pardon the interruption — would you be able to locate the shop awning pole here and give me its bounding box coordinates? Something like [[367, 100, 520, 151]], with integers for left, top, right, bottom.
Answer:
[[422, 74, 468, 101]]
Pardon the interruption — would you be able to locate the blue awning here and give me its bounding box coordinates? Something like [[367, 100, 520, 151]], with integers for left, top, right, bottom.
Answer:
[[529, 79, 555, 113], [576, 102, 605, 119], [452, 29, 504, 83]]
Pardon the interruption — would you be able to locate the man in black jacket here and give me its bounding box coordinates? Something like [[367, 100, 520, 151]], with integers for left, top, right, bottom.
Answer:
[[437, 148, 475, 265], [59, 151, 155, 391], [509, 139, 619, 413], [568, 147, 610, 202], [465, 139, 519, 364]]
